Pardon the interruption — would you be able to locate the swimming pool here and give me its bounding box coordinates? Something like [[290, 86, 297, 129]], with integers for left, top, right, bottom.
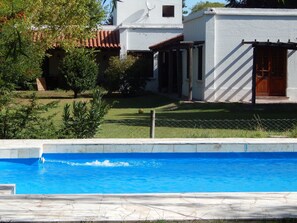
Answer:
[[1, 152, 297, 194]]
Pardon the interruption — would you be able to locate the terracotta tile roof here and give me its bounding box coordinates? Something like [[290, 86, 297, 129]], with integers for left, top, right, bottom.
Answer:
[[33, 30, 120, 49], [81, 30, 120, 49], [149, 34, 184, 51]]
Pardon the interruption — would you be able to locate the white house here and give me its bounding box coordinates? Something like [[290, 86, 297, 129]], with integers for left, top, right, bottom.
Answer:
[[114, 0, 183, 91], [151, 8, 297, 103]]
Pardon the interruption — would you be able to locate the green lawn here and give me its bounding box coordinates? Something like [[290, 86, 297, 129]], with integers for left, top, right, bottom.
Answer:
[[14, 91, 297, 138]]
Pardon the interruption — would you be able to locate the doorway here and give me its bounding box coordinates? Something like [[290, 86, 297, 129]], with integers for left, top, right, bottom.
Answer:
[[255, 47, 287, 96]]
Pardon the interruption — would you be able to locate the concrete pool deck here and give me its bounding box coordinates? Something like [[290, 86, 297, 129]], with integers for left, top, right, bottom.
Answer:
[[0, 193, 297, 222], [1, 138, 297, 222]]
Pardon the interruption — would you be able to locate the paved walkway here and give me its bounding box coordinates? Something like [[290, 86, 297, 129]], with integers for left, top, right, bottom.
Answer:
[[0, 193, 297, 222]]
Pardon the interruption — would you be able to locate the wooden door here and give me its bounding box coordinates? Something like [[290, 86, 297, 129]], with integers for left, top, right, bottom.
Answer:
[[256, 47, 287, 96]]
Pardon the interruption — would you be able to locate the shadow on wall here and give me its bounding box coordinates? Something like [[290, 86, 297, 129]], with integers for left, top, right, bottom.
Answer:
[[120, 9, 146, 25], [288, 50, 295, 57], [204, 44, 253, 102]]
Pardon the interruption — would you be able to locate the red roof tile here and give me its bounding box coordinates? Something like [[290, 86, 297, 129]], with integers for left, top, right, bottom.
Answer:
[[33, 30, 120, 49], [82, 30, 120, 48]]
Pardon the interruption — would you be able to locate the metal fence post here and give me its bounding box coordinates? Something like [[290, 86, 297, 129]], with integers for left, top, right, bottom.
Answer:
[[150, 110, 155, 138]]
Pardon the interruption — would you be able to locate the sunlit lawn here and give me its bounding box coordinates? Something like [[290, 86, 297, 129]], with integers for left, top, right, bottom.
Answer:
[[14, 90, 297, 138]]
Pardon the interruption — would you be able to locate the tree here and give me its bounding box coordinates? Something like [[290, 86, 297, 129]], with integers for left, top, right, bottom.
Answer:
[[103, 55, 148, 96], [191, 1, 225, 13], [0, 1, 109, 139], [225, 0, 297, 8], [0, 0, 105, 90], [183, 0, 188, 15], [60, 48, 98, 98]]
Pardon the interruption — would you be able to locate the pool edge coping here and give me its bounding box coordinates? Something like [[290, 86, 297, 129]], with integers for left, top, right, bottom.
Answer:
[[1, 138, 297, 159]]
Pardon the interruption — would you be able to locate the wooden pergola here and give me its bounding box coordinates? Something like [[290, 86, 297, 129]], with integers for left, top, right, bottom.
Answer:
[[242, 39, 297, 104]]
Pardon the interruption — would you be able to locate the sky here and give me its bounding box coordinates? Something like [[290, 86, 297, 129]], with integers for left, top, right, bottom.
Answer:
[[104, 0, 227, 13]]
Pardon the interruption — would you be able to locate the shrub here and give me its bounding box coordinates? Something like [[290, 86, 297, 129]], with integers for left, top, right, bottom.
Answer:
[[0, 93, 58, 139], [103, 55, 147, 96], [60, 88, 110, 138], [60, 48, 98, 98]]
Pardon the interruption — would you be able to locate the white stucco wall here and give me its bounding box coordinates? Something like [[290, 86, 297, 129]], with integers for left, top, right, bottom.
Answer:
[[287, 49, 297, 100], [114, 0, 182, 26], [183, 8, 297, 102], [120, 27, 183, 55], [114, 0, 183, 92], [183, 10, 214, 100]]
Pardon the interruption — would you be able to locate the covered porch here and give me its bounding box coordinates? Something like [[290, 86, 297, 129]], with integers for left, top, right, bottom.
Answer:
[[150, 35, 204, 101]]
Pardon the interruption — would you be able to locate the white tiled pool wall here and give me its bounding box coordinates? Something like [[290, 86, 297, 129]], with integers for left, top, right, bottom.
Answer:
[[1, 138, 297, 159]]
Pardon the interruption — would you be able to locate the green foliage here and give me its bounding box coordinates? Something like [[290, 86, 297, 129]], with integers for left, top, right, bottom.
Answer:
[[60, 48, 98, 98], [288, 125, 297, 138], [60, 88, 110, 138], [0, 93, 58, 139], [226, 0, 297, 8], [182, 0, 188, 15], [103, 55, 147, 96], [0, 0, 105, 91], [0, 1, 44, 89], [191, 1, 225, 13]]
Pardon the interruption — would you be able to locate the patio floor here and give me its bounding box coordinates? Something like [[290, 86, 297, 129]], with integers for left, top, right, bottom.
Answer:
[[0, 192, 296, 222]]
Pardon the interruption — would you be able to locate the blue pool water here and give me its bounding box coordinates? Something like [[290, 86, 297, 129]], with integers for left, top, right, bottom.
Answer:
[[1, 153, 297, 194]]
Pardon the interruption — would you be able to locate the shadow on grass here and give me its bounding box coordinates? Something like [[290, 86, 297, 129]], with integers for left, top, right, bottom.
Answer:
[[163, 102, 297, 113], [104, 93, 177, 109]]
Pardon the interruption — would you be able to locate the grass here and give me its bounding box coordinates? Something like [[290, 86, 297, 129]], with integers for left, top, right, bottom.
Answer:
[[13, 90, 297, 138]]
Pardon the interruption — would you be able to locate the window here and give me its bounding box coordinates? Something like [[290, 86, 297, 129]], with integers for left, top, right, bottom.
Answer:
[[197, 47, 203, 80], [162, 5, 174, 17]]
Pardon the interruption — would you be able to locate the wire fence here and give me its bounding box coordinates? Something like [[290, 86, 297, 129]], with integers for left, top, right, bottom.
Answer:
[[98, 112, 297, 138], [155, 118, 297, 138]]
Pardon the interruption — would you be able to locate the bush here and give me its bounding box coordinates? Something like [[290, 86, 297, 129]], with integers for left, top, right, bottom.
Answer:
[[103, 55, 147, 96], [60, 88, 110, 138], [60, 48, 98, 98], [0, 93, 58, 139]]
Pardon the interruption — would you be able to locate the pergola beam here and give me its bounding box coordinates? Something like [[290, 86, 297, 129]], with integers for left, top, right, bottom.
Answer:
[[242, 39, 297, 50]]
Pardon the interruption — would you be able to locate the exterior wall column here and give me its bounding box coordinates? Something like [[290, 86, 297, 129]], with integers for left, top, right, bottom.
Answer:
[[119, 28, 128, 58]]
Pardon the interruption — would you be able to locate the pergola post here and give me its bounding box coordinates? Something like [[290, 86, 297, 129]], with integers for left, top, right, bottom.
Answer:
[[168, 51, 173, 93], [157, 52, 162, 92], [252, 47, 257, 105], [176, 49, 182, 98], [187, 47, 193, 101]]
